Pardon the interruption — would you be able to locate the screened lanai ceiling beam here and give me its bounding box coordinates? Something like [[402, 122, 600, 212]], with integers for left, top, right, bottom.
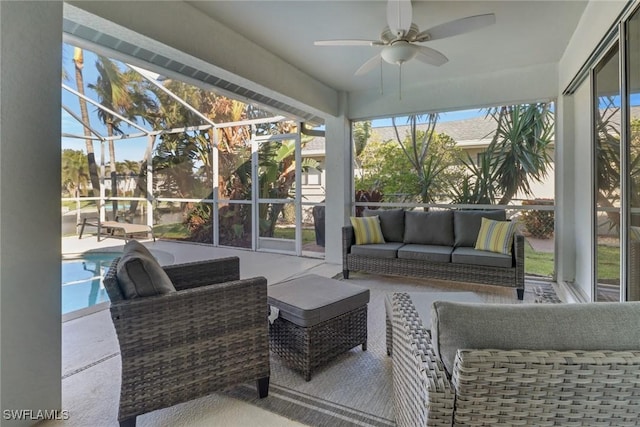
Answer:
[[99, 124, 215, 141], [129, 64, 290, 132], [129, 64, 219, 130], [62, 83, 150, 134], [62, 104, 105, 140], [62, 133, 103, 141]]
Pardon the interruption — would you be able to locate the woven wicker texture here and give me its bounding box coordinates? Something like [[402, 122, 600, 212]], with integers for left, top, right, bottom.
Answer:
[[343, 226, 525, 293], [269, 305, 368, 381], [390, 291, 640, 427], [453, 349, 640, 426], [391, 293, 455, 427], [104, 256, 270, 424]]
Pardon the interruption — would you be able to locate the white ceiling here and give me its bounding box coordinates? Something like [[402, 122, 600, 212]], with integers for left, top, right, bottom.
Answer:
[[188, 0, 589, 95]]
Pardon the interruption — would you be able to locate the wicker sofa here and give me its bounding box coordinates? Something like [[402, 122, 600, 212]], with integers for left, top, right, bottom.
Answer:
[[104, 241, 270, 427], [343, 209, 525, 299], [389, 293, 640, 426]]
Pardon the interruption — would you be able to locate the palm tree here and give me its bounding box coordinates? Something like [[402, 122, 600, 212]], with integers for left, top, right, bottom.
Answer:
[[73, 47, 101, 197], [485, 103, 554, 205], [88, 56, 134, 215], [391, 114, 451, 203]]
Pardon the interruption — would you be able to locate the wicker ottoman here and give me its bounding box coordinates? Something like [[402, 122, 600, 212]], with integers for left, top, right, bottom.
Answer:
[[267, 274, 370, 381]]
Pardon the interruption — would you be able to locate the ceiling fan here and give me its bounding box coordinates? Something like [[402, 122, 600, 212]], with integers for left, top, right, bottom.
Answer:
[[314, 0, 496, 77]]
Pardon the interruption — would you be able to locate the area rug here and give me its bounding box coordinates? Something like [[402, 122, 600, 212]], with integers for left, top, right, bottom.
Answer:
[[227, 274, 562, 426]]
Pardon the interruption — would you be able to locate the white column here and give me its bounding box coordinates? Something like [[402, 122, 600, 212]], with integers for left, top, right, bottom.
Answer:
[[324, 92, 351, 265], [554, 95, 577, 286], [0, 1, 63, 424]]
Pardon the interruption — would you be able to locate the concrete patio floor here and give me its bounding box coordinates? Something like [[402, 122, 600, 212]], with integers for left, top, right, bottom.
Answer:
[[55, 236, 341, 427]]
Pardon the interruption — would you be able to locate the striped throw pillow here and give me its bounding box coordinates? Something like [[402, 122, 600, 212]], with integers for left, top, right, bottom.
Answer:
[[350, 216, 385, 245], [474, 217, 516, 255]]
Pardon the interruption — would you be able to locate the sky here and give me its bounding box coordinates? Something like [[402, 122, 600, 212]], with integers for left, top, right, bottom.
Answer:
[[62, 43, 155, 161], [62, 42, 640, 162]]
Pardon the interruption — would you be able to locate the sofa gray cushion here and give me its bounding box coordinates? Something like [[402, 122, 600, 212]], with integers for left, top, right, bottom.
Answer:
[[451, 247, 512, 268], [364, 208, 405, 242], [404, 210, 454, 246], [398, 244, 452, 263], [431, 301, 640, 376], [454, 210, 506, 247], [351, 242, 404, 258], [116, 242, 175, 299], [268, 274, 370, 327]]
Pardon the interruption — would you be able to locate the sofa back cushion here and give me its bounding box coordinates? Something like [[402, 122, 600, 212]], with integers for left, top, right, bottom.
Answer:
[[116, 240, 176, 299], [453, 209, 506, 247], [363, 208, 405, 242], [403, 210, 454, 246], [431, 301, 640, 376]]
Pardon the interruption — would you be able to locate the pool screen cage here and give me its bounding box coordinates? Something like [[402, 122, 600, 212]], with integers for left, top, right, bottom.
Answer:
[[61, 62, 326, 257]]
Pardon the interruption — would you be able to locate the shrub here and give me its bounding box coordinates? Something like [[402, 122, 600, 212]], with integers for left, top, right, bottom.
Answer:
[[521, 199, 554, 239]]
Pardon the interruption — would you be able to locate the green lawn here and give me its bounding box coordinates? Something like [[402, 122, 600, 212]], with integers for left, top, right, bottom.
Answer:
[[596, 244, 621, 281], [152, 223, 318, 244], [524, 240, 621, 280], [153, 222, 190, 239], [273, 227, 317, 244], [524, 241, 554, 277]]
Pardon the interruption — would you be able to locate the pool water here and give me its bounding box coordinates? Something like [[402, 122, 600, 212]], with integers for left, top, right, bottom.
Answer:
[[62, 252, 120, 314]]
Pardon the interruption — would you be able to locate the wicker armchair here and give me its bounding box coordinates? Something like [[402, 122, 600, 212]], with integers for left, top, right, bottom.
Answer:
[[390, 293, 640, 426], [104, 256, 270, 427]]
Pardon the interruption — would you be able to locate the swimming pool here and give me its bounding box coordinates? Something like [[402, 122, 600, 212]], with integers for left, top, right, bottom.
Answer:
[[61, 252, 120, 314]]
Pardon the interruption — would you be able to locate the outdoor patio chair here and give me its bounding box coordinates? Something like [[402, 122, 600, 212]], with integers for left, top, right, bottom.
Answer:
[[103, 242, 270, 427]]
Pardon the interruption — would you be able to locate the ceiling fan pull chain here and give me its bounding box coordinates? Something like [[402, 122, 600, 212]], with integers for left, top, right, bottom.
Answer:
[[399, 63, 403, 101], [380, 58, 384, 95]]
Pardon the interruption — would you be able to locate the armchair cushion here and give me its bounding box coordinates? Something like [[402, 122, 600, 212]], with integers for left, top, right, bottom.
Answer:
[[116, 241, 175, 299], [431, 300, 640, 376]]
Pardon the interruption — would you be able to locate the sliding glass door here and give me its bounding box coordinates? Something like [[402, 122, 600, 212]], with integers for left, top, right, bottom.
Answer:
[[627, 8, 640, 301], [594, 44, 621, 302]]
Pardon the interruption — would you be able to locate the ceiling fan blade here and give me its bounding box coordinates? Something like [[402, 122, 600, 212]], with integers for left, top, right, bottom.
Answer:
[[417, 13, 495, 41], [413, 45, 448, 66], [355, 54, 382, 76], [387, 0, 413, 35], [314, 39, 383, 46]]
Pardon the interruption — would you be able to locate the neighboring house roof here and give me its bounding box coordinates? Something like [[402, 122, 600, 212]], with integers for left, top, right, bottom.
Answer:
[[302, 111, 564, 156], [301, 135, 326, 156], [375, 115, 497, 145]]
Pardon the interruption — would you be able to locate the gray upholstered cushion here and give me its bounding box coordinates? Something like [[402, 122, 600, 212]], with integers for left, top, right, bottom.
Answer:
[[403, 210, 453, 246], [116, 242, 175, 299], [351, 242, 404, 258], [431, 301, 640, 376], [398, 244, 452, 263], [268, 274, 370, 327], [364, 208, 405, 242], [453, 210, 506, 247], [451, 247, 512, 268]]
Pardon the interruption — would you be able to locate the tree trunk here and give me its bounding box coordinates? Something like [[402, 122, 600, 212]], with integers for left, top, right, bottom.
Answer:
[[73, 48, 101, 199], [129, 135, 155, 216], [107, 122, 118, 218]]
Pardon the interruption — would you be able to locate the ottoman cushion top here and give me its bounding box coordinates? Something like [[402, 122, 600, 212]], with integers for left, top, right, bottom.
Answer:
[[268, 274, 370, 327]]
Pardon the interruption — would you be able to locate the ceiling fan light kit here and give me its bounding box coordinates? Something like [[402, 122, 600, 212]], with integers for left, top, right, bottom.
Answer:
[[381, 41, 417, 65]]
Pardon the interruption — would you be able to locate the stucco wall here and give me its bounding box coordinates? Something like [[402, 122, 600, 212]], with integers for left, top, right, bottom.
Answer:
[[0, 1, 63, 424]]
